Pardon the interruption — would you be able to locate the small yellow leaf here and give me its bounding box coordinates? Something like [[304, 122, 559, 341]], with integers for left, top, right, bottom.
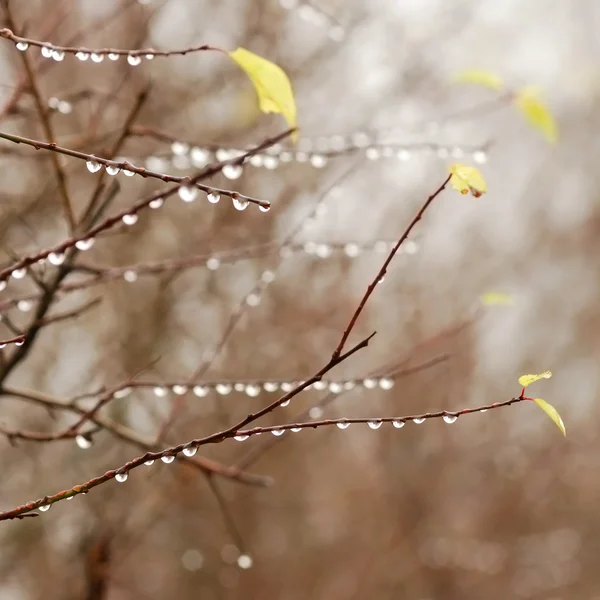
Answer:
[[448, 164, 487, 198], [518, 371, 552, 387], [453, 69, 504, 91], [481, 292, 514, 306], [229, 47, 297, 139], [514, 87, 558, 144], [533, 398, 566, 437]]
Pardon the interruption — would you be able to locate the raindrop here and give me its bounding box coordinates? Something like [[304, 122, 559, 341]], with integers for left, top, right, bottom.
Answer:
[[234, 383, 245, 392], [107, 52, 119, 61], [161, 455, 175, 464], [193, 385, 209, 397], [379, 378, 394, 390], [259, 203, 271, 213], [234, 434, 249, 441], [310, 154, 327, 168], [144, 459, 155, 466], [76, 434, 92, 449], [75, 238, 95, 251], [206, 257, 220, 271], [145, 53, 155, 60], [392, 420, 405, 429], [344, 243, 360, 257], [280, 399, 290, 407], [179, 185, 198, 203], [316, 244, 332, 258], [58, 101, 72, 114], [222, 164, 243, 179], [271, 429, 285, 436], [261, 270, 276, 283], [263, 382, 278, 392], [183, 445, 197, 457], [245, 384, 261, 397], [16, 41, 29, 51], [362, 378, 378, 389], [479, 408, 488, 413], [249, 154, 264, 167], [106, 165, 120, 176], [312, 381, 327, 391], [171, 141, 189, 156], [123, 270, 138, 283], [237, 554, 253, 569], [149, 198, 164, 209], [0, 281, 6, 291], [86, 159, 102, 173], [368, 420, 382, 429], [51, 49, 65, 61], [172, 385, 188, 395], [280, 382, 294, 392], [39, 504, 51, 512], [17, 300, 32, 312], [207, 191, 220, 204], [12, 268, 26, 280], [75, 51, 89, 61], [91, 53, 105, 62], [343, 381, 356, 390], [263, 155, 279, 170], [246, 293, 261, 307], [153, 386, 168, 397], [404, 240, 418, 254], [366, 147, 380, 160], [412, 418, 426, 424], [122, 213, 138, 226], [295, 152, 308, 162], [41, 46, 53, 58], [215, 383, 232, 395], [190, 147, 209, 166], [443, 414, 458, 424], [122, 168, 135, 177], [473, 150, 488, 164], [113, 387, 132, 398], [309, 406, 323, 419], [328, 382, 343, 393], [232, 195, 249, 211], [396, 149, 411, 161], [336, 421, 350, 429], [127, 54, 142, 66], [115, 472, 128, 483], [290, 427, 302, 432]]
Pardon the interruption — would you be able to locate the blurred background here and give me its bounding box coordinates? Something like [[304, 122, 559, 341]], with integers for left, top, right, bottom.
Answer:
[[0, 0, 598, 598]]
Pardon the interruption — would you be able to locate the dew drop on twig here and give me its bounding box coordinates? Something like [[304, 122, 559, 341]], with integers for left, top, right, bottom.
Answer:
[[234, 434, 249, 442], [16, 41, 29, 51], [38, 504, 51, 512], [127, 54, 142, 66], [75, 434, 92, 449], [183, 445, 197, 457], [367, 420, 382, 429], [412, 418, 426, 424], [161, 455, 176, 464], [115, 472, 128, 483], [91, 53, 105, 62], [392, 420, 405, 429], [443, 414, 458, 424]]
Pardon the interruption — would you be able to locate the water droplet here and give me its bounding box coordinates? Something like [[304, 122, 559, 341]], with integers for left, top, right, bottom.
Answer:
[[215, 383, 232, 395], [190, 147, 209, 167], [149, 198, 164, 209], [106, 165, 120, 176], [172, 385, 188, 395], [207, 191, 220, 204], [91, 52, 105, 62], [309, 406, 323, 419], [479, 408, 488, 413], [122, 213, 138, 226], [122, 168, 135, 177], [271, 429, 285, 437], [312, 381, 327, 391], [258, 203, 271, 213], [443, 414, 458, 424], [51, 49, 65, 61], [290, 427, 302, 432], [66, 495, 74, 500], [40, 46, 53, 58], [473, 150, 487, 164], [344, 243, 360, 257], [113, 387, 132, 398], [145, 53, 155, 60], [144, 459, 155, 466], [0, 280, 6, 291], [392, 420, 405, 429], [123, 270, 138, 283], [396, 149, 411, 161], [249, 154, 264, 167], [16, 41, 29, 51], [379, 378, 394, 390], [261, 270, 276, 283], [281, 382, 295, 393], [310, 154, 327, 168], [343, 381, 356, 390], [316, 244, 332, 258], [171, 141, 189, 156], [263, 382, 278, 392], [75, 238, 95, 251], [183, 445, 197, 457], [263, 155, 279, 170], [232, 195, 249, 211], [86, 159, 102, 173], [179, 185, 198, 203], [336, 421, 350, 429], [127, 54, 142, 66], [39, 504, 51, 512], [153, 386, 168, 397], [12, 268, 26, 280], [193, 385, 209, 397], [107, 52, 119, 61], [366, 147, 381, 160], [76, 434, 92, 449], [280, 399, 290, 407], [234, 383, 245, 392], [245, 293, 261, 307], [115, 472, 128, 483], [362, 378, 377, 389], [161, 455, 175, 464], [234, 434, 249, 441], [58, 100, 72, 114], [412, 418, 426, 424], [404, 240, 418, 255], [237, 554, 253, 569], [368, 420, 382, 429], [328, 382, 343, 393], [222, 164, 243, 179], [75, 51, 89, 61], [17, 300, 32, 312], [244, 384, 261, 397]]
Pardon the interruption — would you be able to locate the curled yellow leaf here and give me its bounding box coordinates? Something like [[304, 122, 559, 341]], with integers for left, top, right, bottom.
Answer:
[[518, 371, 552, 387], [448, 164, 487, 198], [514, 87, 558, 144], [453, 69, 504, 91], [533, 398, 566, 437], [481, 292, 514, 306], [228, 48, 297, 139]]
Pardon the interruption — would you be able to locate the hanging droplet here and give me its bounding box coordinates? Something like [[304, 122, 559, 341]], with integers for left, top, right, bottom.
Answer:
[[237, 554, 253, 569], [106, 165, 120, 176], [144, 459, 155, 466], [16, 41, 29, 51], [115, 472, 128, 483], [443, 414, 458, 424], [392, 420, 405, 429], [0, 280, 6, 292], [258, 203, 271, 213], [183, 445, 197, 457], [17, 300, 32, 312], [280, 399, 290, 407], [123, 270, 138, 283], [249, 154, 264, 167], [309, 406, 323, 419], [412, 418, 426, 424], [263, 382, 278, 392], [271, 429, 285, 436], [122, 168, 135, 177], [91, 52, 105, 62], [245, 293, 261, 307], [38, 504, 51, 512], [12, 268, 26, 280], [41, 46, 53, 58], [75, 51, 89, 61], [344, 243, 360, 257], [396, 149, 411, 161], [222, 164, 243, 179], [343, 381, 356, 390], [178, 185, 198, 203], [75, 238, 95, 251], [161, 455, 175, 464], [190, 147, 209, 167], [379, 378, 394, 390], [113, 386, 132, 399], [145, 53, 155, 60], [234, 434, 249, 441], [436, 147, 450, 159], [261, 270, 276, 284], [263, 155, 279, 170], [362, 379, 377, 389], [215, 383, 232, 395], [122, 213, 138, 226], [290, 427, 302, 433], [234, 383, 245, 392], [280, 382, 294, 392], [207, 191, 220, 204], [244, 384, 261, 397], [232, 195, 249, 211], [328, 382, 343, 393], [366, 147, 381, 160], [206, 257, 220, 270], [479, 409, 488, 413], [172, 385, 188, 396], [310, 154, 327, 168], [153, 386, 168, 397], [149, 198, 164, 209], [51, 49, 65, 61], [127, 54, 142, 66], [473, 150, 487, 165], [171, 141, 189, 156], [75, 434, 92, 449], [86, 159, 102, 173], [193, 385, 209, 397], [336, 421, 350, 429], [367, 420, 382, 429], [312, 381, 327, 391], [107, 52, 119, 61]]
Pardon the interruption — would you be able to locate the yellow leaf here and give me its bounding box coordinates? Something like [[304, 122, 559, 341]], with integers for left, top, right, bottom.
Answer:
[[453, 69, 504, 91], [448, 164, 487, 198], [229, 48, 297, 139], [514, 87, 558, 144], [481, 292, 514, 306], [518, 371, 552, 387], [533, 398, 566, 437]]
